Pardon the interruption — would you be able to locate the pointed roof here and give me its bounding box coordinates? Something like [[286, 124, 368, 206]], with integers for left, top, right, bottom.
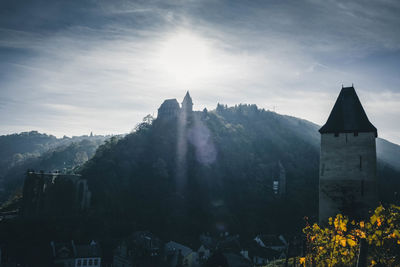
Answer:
[[182, 91, 193, 105], [319, 86, 377, 136]]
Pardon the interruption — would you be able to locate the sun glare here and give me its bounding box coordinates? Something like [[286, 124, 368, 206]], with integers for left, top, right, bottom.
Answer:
[[157, 32, 212, 84]]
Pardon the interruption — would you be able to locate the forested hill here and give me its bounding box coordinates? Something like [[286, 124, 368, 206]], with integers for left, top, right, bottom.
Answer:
[[79, 103, 399, 244], [0, 131, 109, 203], [0, 131, 108, 175], [0, 131, 58, 177]]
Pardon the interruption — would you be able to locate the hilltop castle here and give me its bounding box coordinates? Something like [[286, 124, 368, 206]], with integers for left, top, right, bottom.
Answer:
[[157, 91, 193, 119], [319, 86, 378, 223]]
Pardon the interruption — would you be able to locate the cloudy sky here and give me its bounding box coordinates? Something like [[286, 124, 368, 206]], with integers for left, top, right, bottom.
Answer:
[[1, 0, 400, 143]]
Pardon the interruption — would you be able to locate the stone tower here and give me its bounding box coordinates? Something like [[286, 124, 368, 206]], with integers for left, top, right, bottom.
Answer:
[[181, 91, 193, 113], [319, 86, 378, 223]]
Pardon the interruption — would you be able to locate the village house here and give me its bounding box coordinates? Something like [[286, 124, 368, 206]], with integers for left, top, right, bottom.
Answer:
[[50, 240, 101, 267]]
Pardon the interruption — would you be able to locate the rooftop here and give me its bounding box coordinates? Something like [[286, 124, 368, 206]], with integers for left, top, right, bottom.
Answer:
[[319, 86, 377, 136], [159, 98, 179, 108]]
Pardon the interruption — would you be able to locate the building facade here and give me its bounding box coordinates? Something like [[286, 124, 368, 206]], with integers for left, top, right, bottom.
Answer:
[[319, 86, 378, 223]]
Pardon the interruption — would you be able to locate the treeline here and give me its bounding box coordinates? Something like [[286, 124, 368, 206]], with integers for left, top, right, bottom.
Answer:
[[80, 104, 322, 245], [0, 131, 109, 203]]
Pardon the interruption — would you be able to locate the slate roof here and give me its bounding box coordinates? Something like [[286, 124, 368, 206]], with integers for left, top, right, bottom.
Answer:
[[182, 91, 193, 105], [253, 234, 287, 249], [159, 99, 180, 109], [319, 86, 377, 136]]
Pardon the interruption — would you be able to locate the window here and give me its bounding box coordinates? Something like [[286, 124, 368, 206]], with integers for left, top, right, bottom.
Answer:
[[89, 259, 93, 265], [94, 259, 98, 266], [272, 181, 279, 194], [83, 259, 87, 266], [77, 260, 82, 266]]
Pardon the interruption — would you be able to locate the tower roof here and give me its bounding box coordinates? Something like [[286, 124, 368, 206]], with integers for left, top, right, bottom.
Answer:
[[319, 86, 377, 136], [182, 91, 193, 105]]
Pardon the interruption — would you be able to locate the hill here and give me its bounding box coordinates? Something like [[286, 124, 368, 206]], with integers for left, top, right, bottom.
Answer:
[[0, 105, 398, 245], [80, 104, 399, 244], [0, 131, 58, 177], [377, 138, 400, 171], [0, 131, 109, 202]]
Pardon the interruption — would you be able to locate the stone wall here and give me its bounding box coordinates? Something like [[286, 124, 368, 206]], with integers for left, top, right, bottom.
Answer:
[[319, 132, 377, 223]]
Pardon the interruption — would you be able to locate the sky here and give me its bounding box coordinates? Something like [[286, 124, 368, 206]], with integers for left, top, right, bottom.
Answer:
[[1, 0, 400, 143]]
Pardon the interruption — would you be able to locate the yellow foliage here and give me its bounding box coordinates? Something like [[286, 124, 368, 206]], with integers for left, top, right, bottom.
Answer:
[[347, 238, 356, 247], [393, 229, 399, 238], [303, 204, 400, 267], [377, 217, 382, 227], [370, 214, 377, 224]]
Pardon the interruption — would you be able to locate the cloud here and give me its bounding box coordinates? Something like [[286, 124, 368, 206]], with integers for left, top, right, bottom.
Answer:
[[0, 0, 399, 143]]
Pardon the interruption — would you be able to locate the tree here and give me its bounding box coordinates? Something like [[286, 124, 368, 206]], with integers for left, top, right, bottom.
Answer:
[[302, 205, 400, 266]]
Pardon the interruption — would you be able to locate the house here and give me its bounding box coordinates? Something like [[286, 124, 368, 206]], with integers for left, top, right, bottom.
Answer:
[[248, 235, 287, 265], [50, 240, 101, 267], [197, 245, 211, 264], [216, 234, 241, 253], [113, 231, 162, 267], [165, 241, 195, 267]]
